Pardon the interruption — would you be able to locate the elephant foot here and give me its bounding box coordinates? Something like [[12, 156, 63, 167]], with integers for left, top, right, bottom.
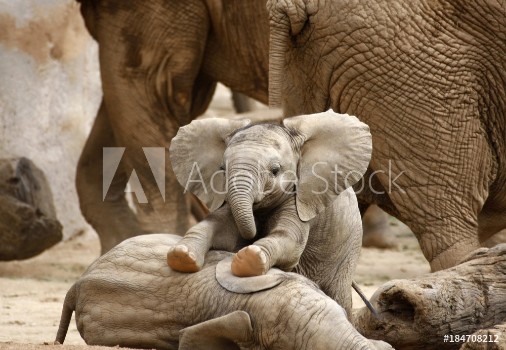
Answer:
[[167, 245, 201, 273], [362, 230, 397, 249], [231, 245, 268, 277], [362, 205, 396, 249]]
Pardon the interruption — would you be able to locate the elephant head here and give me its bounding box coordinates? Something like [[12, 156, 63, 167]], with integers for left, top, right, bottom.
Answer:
[[170, 110, 371, 239]]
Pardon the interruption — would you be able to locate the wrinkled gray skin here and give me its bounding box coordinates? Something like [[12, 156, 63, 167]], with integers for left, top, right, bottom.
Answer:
[[75, 0, 270, 253], [55, 234, 392, 350], [167, 111, 372, 315], [267, 0, 506, 271]]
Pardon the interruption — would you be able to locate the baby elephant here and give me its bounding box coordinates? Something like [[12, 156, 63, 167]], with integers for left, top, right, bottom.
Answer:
[[55, 234, 392, 350], [167, 110, 372, 314]]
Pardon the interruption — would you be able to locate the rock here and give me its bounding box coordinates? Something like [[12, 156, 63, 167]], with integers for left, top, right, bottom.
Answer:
[[0, 158, 62, 260]]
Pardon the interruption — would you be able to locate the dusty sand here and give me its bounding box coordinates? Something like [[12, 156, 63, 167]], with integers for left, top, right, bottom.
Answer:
[[0, 219, 429, 350]]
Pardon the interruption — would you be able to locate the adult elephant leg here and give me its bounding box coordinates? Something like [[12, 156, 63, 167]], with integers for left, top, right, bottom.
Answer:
[[368, 113, 496, 272], [362, 204, 395, 249], [231, 91, 255, 114], [95, 1, 215, 236], [76, 101, 143, 253]]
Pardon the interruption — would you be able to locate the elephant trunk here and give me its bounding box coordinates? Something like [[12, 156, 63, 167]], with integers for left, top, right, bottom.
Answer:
[[227, 171, 257, 240], [268, 25, 289, 108], [267, 0, 308, 108]]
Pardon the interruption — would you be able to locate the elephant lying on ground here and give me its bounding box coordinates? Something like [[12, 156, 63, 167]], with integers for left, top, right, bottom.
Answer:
[[55, 234, 392, 350], [267, 0, 506, 271], [167, 111, 372, 315]]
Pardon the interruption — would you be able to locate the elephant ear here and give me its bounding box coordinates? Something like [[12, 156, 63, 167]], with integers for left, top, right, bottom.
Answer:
[[179, 311, 253, 350], [283, 110, 372, 221], [169, 118, 250, 210], [216, 257, 285, 293]]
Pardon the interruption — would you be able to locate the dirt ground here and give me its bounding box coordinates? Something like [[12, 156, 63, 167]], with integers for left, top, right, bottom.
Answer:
[[0, 218, 429, 350]]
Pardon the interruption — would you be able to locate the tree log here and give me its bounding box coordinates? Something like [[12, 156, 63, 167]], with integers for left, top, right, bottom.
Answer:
[[354, 244, 506, 350], [0, 158, 62, 260]]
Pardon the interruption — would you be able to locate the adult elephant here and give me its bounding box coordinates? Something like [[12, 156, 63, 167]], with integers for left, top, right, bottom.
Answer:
[[267, 0, 506, 271], [76, 0, 270, 253]]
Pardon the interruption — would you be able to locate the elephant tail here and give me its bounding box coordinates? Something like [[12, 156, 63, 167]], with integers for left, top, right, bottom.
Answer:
[[54, 283, 77, 345], [352, 281, 378, 318]]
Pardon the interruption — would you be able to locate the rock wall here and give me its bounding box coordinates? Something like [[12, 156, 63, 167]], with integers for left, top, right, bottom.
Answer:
[[0, 0, 101, 239]]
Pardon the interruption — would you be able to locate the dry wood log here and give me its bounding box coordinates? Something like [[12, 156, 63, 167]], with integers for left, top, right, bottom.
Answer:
[[459, 322, 506, 350], [354, 243, 506, 350], [0, 157, 62, 260]]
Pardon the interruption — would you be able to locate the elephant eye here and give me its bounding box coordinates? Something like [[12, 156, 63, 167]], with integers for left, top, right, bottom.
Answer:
[[271, 164, 281, 176], [219, 164, 225, 171]]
